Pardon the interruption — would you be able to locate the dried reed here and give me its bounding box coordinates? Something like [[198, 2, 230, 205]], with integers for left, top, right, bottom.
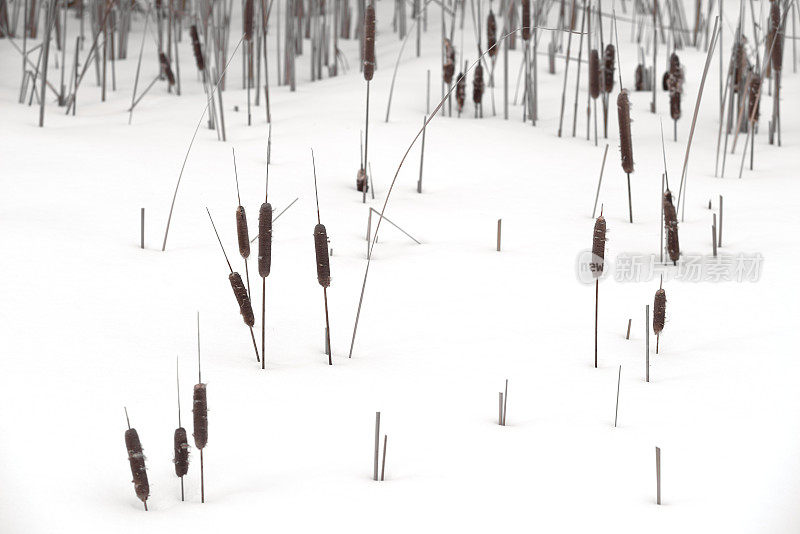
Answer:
[[617, 89, 634, 222], [663, 189, 680, 264], [124, 409, 149, 510]]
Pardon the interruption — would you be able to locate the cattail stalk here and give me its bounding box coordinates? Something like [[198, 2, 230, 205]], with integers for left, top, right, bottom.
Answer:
[[653, 283, 666, 353], [259, 157, 273, 369], [617, 90, 634, 223], [663, 190, 680, 264], [363, 1, 375, 204], [193, 315, 208, 503], [232, 149, 252, 298]]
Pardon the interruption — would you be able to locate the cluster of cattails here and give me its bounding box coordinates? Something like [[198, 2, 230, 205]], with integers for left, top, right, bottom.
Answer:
[[653, 286, 666, 353], [124, 410, 150, 510], [160, 53, 176, 86], [443, 39, 455, 85], [667, 54, 683, 124], [487, 10, 497, 57], [663, 190, 679, 264]]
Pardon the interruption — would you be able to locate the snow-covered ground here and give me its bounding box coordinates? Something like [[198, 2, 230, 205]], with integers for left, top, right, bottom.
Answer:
[[2, 1, 800, 532]]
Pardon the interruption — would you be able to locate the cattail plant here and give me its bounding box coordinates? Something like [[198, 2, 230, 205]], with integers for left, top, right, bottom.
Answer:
[[244, 0, 254, 125], [653, 282, 666, 353], [592, 210, 606, 369], [748, 73, 761, 123], [160, 53, 176, 86], [617, 90, 634, 223], [473, 63, 484, 118], [206, 208, 260, 362], [232, 149, 252, 299], [190, 25, 205, 72], [521, 0, 531, 41], [193, 316, 208, 503], [456, 64, 466, 116], [667, 54, 683, 141], [357, 167, 368, 192], [123, 408, 149, 510], [487, 10, 497, 57], [521, 0, 532, 123], [311, 150, 332, 365], [362, 1, 375, 203], [663, 189, 679, 264], [174, 358, 190, 500], [258, 177, 272, 369]]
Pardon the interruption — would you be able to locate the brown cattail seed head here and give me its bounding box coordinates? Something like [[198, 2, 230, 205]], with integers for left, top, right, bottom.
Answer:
[[748, 73, 761, 121], [653, 288, 666, 335], [125, 428, 150, 504], [635, 65, 645, 91], [258, 203, 272, 278], [173, 427, 190, 477], [770, 1, 783, 73], [667, 56, 683, 121], [190, 25, 205, 71], [314, 224, 331, 288], [617, 90, 634, 174], [591, 216, 607, 277], [192, 384, 208, 449], [662, 71, 670, 91], [443, 39, 455, 84], [732, 42, 744, 92], [229, 272, 255, 326], [589, 50, 600, 99], [244, 0, 254, 40], [663, 190, 680, 262], [456, 70, 466, 111], [363, 2, 376, 81], [603, 44, 615, 93], [159, 53, 176, 86], [487, 10, 498, 57], [357, 167, 369, 192], [236, 206, 250, 259], [473, 63, 484, 104], [521, 0, 531, 41]]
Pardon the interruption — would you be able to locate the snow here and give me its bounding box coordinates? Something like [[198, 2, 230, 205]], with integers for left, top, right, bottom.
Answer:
[[1, 0, 800, 532]]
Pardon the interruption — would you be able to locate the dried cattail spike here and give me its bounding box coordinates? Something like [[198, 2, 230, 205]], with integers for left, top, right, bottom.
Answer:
[[244, 0, 254, 41], [662, 71, 669, 91], [125, 428, 150, 504], [591, 215, 606, 277], [589, 50, 600, 99], [192, 383, 208, 449], [159, 53, 176, 86], [456, 70, 466, 111], [258, 203, 272, 278], [732, 41, 744, 92], [443, 39, 455, 84], [314, 224, 331, 288], [363, 2, 376, 81], [229, 272, 255, 326], [770, 1, 783, 73], [635, 64, 645, 91], [667, 56, 683, 121], [603, 44, 615, 93], [190, 25, 205, 71], [473, 63, 484, 104], [653, 288, 666, 335], [521, 0, 531, 41], [356, 168, 368, 192], [748, 72, 761, 121], [663, 189, 680, 262], [174, 427, 190, 477], [617, 90, 634, 174], [236, 206, 250, 259], [487, 10, 497, 57], [669, 92, 681, 121]]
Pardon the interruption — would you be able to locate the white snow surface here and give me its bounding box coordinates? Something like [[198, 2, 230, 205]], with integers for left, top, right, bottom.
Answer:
[[1, 1, 800, 532]]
